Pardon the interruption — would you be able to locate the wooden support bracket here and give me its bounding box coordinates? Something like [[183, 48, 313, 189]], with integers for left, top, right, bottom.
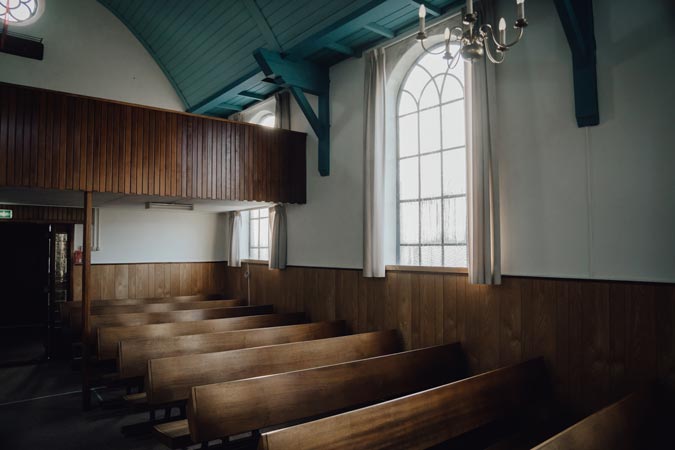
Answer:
[[254, 48, 331, 176], [553, 0, 599, 127]]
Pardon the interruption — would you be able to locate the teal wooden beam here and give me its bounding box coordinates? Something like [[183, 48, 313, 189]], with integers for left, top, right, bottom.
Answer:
[[189, 69, 267, 114], [325, 42, 356, 57], [218, 103, 244, 112], [553, 0, 599, 127], [364, 23, 395, 38], [238, 91, 267, 101], [253, 48, 329, 95], [242, 0, 283, 52], [254, 48, 330, 176], [410, 1, 440, 16]]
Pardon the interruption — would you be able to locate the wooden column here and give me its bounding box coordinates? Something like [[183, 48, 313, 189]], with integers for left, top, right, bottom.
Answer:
[[81, 191, 93, 409]]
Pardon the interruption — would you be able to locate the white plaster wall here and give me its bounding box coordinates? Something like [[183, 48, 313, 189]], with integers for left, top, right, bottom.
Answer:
[[0, 0, 183, 110], [278, 0, 675, 282], [285, 57, 366, 269], [74, 208, 228, 264]]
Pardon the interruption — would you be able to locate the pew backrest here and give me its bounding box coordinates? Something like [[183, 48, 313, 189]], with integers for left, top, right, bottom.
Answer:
[[69, 299, 245, 330], [531, 390, 652, 450], [187, 343, 466, 443], [258, 358, 548, 450], [61, 294, 226, 322], [118, 321, 347, 379], [89, 305, 273, 337], [98, 312, 304, 360], [146, 330, 401, 406]]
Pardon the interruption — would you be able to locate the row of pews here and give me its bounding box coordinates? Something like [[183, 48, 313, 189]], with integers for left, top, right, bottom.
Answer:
[[62, 293, 669, 450]]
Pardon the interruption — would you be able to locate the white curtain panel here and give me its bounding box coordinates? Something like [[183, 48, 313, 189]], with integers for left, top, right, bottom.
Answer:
[[274, 90, 292, 130], [464, 0, 502, 285], [228, 211, 242, 268], [363, 48, 387, 278], [268, 204, 287, 270]]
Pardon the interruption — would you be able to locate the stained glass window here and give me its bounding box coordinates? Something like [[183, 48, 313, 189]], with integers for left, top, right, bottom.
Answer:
[[397, 44, 467, 268]]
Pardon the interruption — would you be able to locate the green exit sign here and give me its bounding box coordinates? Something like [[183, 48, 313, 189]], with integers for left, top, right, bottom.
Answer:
[[0, 209, 13, 219]]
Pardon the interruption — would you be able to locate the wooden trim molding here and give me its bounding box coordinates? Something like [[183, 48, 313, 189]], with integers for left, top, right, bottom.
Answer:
[[0, 204, 84, 223], [385, 265, 468, 274], [0, 82, 307, 203]]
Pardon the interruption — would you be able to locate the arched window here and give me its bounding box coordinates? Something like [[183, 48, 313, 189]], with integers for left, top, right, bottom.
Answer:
[[0, 0, 42, 26], [397, 45, 467, 268], [257, 113, 276, 128]]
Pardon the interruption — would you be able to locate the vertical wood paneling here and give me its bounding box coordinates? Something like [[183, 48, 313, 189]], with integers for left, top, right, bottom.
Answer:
[[228, 265, 675, 416], [0, 82, 306, 203]]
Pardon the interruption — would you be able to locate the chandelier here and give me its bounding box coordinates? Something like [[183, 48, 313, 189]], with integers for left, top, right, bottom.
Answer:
[[416, 0, 528, 66]]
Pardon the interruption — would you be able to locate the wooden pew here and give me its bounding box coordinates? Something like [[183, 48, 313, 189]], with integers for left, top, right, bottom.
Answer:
[[89, 305, 273, 339], [531, 390, 656, 450], [118, 321, 347, 379], [153, 343, 466, 448], [258, 358, 548, 450], [60, 294, 225, 322], [145, 330, 400, 407], [69, 299, 246, 330], [98, 312, 304, 360]]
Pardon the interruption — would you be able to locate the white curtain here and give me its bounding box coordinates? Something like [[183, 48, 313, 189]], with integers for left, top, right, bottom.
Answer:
[[274, 91, 291, 130], [268, 204, 287, 270], [363, 48, 387, 278], [465, 0, 501, 285], [227, 211, 242, 268]]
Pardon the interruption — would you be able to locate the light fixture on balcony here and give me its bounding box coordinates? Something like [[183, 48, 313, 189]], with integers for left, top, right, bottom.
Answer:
[[416, 0, 528, 66], [145, 202, 194, 211]]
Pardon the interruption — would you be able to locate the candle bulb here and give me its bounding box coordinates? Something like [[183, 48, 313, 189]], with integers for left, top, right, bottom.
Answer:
[[466, 0, 473, 15], [498, 18, 506, 45], [418, 5, 426, 34], [444, 27, 451, 54], [516, 0, 525, 20]]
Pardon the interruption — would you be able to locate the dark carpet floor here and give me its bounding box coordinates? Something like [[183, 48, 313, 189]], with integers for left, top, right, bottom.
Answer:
[[0, 360, 169, 449]]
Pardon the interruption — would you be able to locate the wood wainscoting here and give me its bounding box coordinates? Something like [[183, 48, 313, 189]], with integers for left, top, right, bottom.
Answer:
[[224, 264, 675, 417], [73, 262, 227, 301]]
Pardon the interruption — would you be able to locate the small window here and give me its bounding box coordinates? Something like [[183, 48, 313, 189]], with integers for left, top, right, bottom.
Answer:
[[397, 44, 467, 268], [0, 0, 42, 26], [248, 208, 269, 261], [257, 113, 276, 128]]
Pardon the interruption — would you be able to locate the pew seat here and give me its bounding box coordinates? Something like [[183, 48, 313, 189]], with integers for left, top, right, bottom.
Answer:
[[154, 343, 466, 448], [97, 312, 305, 360], [145, 330, 400, 407], [118, 320, 346, 379], [258, 358, 548, 450]]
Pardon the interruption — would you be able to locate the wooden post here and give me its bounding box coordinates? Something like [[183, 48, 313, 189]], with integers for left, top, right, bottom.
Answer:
[[81, 191, 93, 410]]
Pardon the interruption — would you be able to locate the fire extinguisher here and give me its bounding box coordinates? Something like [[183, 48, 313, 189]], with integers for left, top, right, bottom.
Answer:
[[74, 247, 83, 265]]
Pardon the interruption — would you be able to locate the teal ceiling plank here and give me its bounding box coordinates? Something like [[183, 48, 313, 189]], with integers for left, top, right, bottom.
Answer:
[[411, 1, 440, 16], [239, 91, 267, 101], [179, 36, 266, 96], [242, 0, 283, 52], [144, 1, 190, 42], [97, 0, 191, 109], [167, 17, 254, 79], [189, 69, 268, 114], [364, 22, 395, 38], [152, 1, 225, 57], [325, 42, 355, 57], [254, 48, 329, 95]]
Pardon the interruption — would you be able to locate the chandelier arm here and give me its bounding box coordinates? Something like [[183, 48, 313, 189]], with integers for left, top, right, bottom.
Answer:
[[502, 26, 525, 49], [420, 39, 446, 55], [483, 37, 505, 64]]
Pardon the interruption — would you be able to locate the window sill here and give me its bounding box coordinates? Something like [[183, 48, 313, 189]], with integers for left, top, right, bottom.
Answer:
[[386, 265, 468, 275], [241, 259, 269, 265]]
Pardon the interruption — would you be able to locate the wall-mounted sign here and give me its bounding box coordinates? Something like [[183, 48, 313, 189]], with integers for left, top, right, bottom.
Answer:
[[0, 209, 13, 219]]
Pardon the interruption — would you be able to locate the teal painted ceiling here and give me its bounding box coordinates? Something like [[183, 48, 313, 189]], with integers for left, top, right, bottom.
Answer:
[[99, 0, 462, 117]]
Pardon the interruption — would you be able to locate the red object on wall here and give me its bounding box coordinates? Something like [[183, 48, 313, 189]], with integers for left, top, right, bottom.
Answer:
[[73, 247, 83, 265]]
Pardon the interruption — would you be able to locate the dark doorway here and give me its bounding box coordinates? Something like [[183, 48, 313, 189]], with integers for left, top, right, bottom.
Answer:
[[0, 222, 51, 365]]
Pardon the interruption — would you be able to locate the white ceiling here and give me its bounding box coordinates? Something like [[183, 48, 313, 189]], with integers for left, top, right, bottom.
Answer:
[[0, 187, 272, 212]]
